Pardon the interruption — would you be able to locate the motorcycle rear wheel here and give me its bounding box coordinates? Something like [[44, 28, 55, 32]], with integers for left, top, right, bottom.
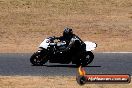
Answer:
[[84, 51, 94, 65], [30, 52, 48, 66], [76, 51, 94, 67]]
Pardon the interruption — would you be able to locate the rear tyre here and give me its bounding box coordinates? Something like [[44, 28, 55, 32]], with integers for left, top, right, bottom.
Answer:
[[83, 51, 94, 65], [76, 51, 94, 67], [30, 52, 48, 66]]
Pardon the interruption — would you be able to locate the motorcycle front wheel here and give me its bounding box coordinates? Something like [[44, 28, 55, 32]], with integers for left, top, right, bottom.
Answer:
[[30, 52, 48, 66]]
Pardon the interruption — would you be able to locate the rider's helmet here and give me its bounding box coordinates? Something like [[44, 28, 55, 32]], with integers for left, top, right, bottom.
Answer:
[[63, 27, 73, 38]]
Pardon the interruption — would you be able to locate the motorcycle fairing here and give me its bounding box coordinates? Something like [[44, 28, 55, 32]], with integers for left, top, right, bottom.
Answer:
[[84, 41, 97, 51], [39, 39, 50, 49], [39, 38, 97, 51]]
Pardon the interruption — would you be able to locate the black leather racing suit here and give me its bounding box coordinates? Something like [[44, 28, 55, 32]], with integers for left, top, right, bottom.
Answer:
[[56, 34, 83, 52]]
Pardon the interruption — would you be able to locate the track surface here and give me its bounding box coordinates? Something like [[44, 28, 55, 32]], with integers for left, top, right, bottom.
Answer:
[[0, 53, 132, 76]]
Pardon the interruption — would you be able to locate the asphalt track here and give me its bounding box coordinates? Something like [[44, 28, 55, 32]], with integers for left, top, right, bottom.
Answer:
[[0, 53, 132, 76]]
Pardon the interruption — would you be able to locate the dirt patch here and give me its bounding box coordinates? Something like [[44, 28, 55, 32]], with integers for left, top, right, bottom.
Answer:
[[0, 76, 131, 88], [0, 0, 132, 53]]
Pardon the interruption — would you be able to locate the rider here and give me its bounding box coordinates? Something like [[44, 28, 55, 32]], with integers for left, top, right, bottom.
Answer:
[[57, 28, 74, 46], [56, 27, 83, 52]]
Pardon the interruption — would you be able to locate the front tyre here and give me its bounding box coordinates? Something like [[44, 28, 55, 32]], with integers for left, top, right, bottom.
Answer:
[[30, 52, 48, 66]]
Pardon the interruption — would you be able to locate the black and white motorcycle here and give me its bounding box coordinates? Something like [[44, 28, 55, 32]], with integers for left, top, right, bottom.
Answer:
[[30, 36, 97, 67]]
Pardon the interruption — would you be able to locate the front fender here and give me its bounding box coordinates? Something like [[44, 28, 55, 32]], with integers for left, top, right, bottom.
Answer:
[[37, 48, 48, 55]]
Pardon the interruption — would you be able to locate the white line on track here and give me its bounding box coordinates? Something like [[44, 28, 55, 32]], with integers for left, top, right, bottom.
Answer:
[[99, 52, 132, 53]]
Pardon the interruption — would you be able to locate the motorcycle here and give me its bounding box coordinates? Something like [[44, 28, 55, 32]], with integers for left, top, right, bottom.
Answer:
[[30, 36, 97, 67]]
